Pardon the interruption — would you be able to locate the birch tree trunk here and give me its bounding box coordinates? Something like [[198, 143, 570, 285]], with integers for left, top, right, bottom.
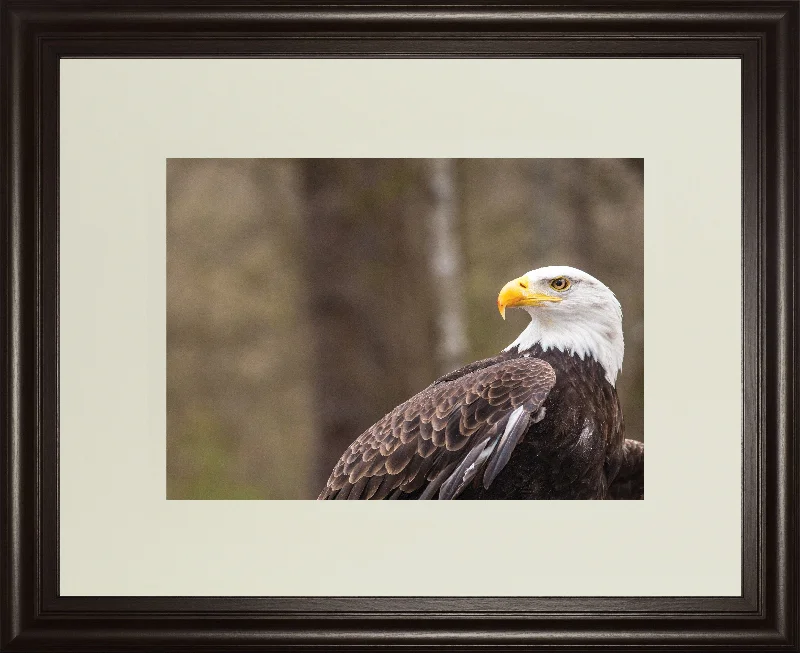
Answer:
[[426, 159, 468, 375]]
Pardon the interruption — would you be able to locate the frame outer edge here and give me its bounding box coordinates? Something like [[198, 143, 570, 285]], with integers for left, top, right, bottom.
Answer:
[[760, 5, 798, 648], [1, 1, 799, 651], [773, 3, 800, 647], [2, 5, 34, 652]]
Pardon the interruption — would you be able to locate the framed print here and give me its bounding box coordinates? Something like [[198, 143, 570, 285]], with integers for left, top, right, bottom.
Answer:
[[1, 1, 798, 651]]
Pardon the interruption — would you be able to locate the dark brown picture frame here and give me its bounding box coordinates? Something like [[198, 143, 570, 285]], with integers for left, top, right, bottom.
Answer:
[[1, 1, 798, 650]]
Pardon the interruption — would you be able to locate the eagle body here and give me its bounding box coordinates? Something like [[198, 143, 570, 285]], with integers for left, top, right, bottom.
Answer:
[[318, 266, 644, 500], [451, 346, 623, 500]]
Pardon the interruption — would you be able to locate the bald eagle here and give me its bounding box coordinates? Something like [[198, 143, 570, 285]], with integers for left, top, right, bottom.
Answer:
[[318, 266, 643, 500]]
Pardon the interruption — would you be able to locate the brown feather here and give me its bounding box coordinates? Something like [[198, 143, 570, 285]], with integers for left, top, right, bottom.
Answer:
[[363, 474, 384, 500], [318, 357, 557, 500], [385, 440, 417, 475]]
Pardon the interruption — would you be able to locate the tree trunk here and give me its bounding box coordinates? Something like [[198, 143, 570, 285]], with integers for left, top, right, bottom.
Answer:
[[301, 159, 438, 494], [426, 159, 468, 375]]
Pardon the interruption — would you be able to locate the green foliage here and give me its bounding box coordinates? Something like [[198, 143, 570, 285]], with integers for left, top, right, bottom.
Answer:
[[168, 408, 269, 500]]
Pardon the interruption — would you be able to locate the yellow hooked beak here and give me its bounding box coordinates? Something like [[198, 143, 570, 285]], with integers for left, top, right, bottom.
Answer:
[[497, 275, 562, 319]]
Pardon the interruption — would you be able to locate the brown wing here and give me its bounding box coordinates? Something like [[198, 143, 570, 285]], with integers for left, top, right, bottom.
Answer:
[[318, 357, 556, 500]]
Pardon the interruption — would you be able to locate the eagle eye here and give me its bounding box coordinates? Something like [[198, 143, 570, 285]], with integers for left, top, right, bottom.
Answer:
[[549, 276, 571, 292]]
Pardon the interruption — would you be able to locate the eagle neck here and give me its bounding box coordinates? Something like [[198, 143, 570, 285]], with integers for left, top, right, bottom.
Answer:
[[504, 319, 623, 386]]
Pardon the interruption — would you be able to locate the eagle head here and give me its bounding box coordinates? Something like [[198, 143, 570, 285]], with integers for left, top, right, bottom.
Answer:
[[497, 265, 624, 385]]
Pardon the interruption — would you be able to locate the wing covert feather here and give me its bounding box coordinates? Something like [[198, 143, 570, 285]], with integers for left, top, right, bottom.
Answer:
[[318, 357, 556, 500]]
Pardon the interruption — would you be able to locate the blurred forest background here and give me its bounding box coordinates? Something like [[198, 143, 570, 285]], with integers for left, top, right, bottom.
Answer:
[[167, 159, 644, 500]]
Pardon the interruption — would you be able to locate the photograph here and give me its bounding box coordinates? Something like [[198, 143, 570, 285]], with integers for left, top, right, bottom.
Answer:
[[167, 158, 644, 500]]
